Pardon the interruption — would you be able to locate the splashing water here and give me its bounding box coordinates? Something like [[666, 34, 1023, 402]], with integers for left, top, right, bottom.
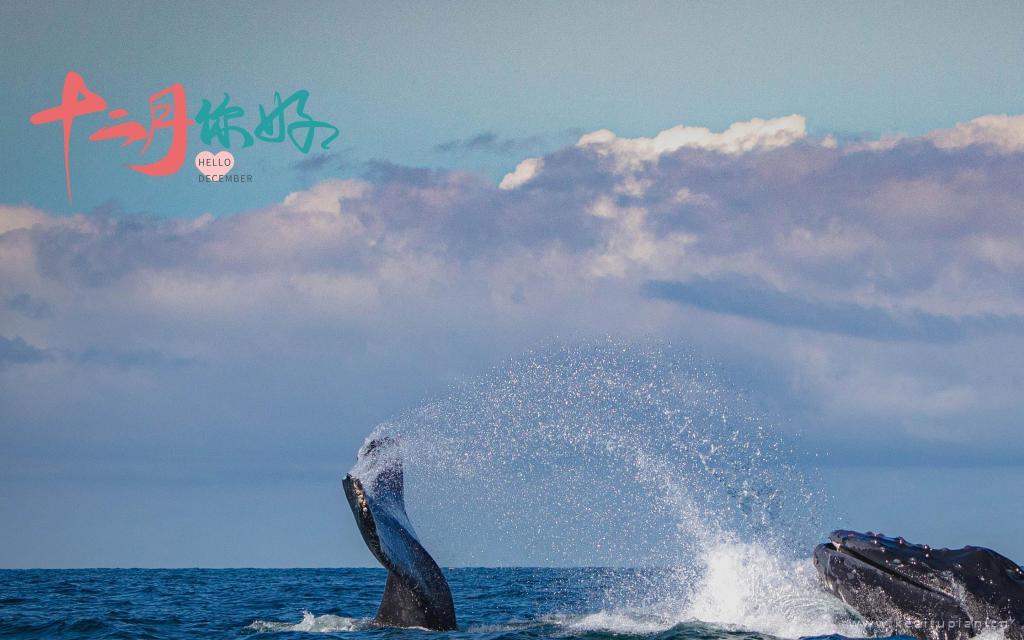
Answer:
[[355, 341, 860, 637], [680, 542, 863, 637]]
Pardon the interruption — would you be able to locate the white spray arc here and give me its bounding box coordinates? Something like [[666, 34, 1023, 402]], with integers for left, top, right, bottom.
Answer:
[[360, 342, 861, 637]]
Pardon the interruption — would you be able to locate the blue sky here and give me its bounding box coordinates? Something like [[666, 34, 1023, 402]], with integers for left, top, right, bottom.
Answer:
[[2, 1, 1024, 567], [6, 1, 1024, 216]]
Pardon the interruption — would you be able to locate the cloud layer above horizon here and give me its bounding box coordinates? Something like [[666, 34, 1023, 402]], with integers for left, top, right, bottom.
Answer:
[[4, 113, 1024, 483]]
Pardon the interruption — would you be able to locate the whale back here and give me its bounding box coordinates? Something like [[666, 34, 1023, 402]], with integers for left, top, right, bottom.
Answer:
[[815, 530, 1024, 640], [343, 437, 456, 630]]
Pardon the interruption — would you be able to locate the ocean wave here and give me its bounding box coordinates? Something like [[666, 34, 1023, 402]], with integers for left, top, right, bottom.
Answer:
[[247, 611, 364, 633], [547, 609, 680, 635]]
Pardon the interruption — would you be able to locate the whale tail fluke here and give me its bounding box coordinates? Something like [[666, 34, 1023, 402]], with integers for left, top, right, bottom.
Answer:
[[343, 437, 457, 631]]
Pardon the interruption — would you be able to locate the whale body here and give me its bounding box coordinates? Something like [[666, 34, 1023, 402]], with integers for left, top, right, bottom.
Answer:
[[814, 530, 1024, 640], [342, 438, 457, 630]]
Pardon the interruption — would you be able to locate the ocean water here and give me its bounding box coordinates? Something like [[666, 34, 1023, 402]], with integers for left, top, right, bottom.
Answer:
[[0, 565, 885, 640]]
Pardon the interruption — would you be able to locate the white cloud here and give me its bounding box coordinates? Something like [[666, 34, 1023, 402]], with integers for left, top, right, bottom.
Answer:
[[499, 157, 543, 189], [575, 115, 807, 171], [928, 114, 1024, 153], [281, 178, 369, 214], [5, 113, 1024, 457], [0, 206, 49, 234]]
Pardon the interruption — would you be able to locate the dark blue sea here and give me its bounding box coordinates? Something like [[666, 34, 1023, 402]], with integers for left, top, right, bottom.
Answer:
[[0, 567, 898, 640]]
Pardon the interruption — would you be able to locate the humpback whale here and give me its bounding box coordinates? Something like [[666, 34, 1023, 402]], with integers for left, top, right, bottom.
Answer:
[[814, 530, 1024, 640], [342, 437, 456, 630]]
